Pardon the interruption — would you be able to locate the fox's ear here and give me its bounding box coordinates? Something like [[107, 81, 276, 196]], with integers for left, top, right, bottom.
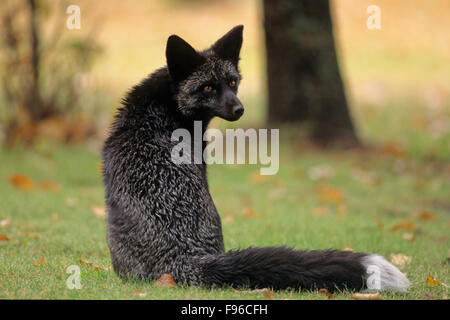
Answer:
[[166, 35, 205, 82], [211, 25, 243, 66]]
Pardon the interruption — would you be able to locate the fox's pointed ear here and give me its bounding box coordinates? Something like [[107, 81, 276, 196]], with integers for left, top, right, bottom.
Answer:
[[212, 25, 243, 66], [166, 35, 205, 82]]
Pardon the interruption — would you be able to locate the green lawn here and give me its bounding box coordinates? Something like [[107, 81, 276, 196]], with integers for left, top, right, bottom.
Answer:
[[0, 135, 448, 300]]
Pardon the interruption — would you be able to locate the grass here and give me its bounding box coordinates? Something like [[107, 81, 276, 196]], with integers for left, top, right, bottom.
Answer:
[[0, 135, 448, 300], [0, 0, 449, 300]]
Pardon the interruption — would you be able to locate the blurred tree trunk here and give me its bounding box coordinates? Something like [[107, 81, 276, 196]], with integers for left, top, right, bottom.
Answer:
[[27, 0, 43, 121], [263, 0, 358, 146]]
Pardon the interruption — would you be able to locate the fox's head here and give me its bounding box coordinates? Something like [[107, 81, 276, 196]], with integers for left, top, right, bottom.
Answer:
[[166, 25, 244, 122]]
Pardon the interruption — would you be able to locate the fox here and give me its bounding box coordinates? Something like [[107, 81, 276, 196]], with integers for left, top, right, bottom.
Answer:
[[102, 25, 410, 292]]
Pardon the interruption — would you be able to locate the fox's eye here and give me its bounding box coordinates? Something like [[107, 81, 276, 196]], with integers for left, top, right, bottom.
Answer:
[[229, 80, 236, 88], [203, 85, 213, 93]]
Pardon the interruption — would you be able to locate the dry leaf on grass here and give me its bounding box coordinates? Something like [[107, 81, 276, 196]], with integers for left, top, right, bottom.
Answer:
[[39, 181, 61, 192], [250, 172, 267, 185], [416, 211, 436, 221], [237, 288, 275, 299], [381, 142, 405, 157], [426, 274, 444, 287], [317, 184, 344, 205], [0, 234, 10, 241], [79, 259, 93, 266], [33, 257, 45, 266], [392, 221, 417, 231], [242, 207, 256, 218], [91, 205, 106, 218], [342, 247, 355, 252], [314, 206, 329, 217], [66, 198, 77, 207], [422, 292, 436, 300], [402, 233, 415, 241], [308, 165, 335, 181], [252, 288, 275, 299], [93, 266, 105, 271], [224, 215, 235, 224], [318, 288, 334, 299], [389, 253, 412, 268], [136, 290, 147, 297], [351, 292, 382, 300], [9, 174, 34, 191], [155, 273, 177, 288], [80, 259, 106, 271], [376, 220, 383, 230], [0, 219, 11, 227], [21, 231, 40, 238]]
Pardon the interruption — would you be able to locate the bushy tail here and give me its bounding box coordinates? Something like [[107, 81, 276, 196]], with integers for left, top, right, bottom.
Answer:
[[200, 247, 410, 292]]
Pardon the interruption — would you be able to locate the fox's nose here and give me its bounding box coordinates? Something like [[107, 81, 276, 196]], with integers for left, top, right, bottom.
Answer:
[[232, 104, 244, 117]]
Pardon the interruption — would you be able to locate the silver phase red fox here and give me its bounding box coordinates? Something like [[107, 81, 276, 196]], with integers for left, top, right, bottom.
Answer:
[[102, 25, 410, 292]]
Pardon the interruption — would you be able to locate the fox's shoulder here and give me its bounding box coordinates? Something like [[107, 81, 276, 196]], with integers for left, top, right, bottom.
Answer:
[[122, 67, 174, 108]]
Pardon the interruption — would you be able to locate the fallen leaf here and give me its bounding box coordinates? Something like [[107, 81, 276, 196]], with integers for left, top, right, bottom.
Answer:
[[33, 257, 45, 266], [252, 288, 275, 299], [351, 292, 382, 300], [242, 207, 256, 218], [91, 205, 106, 218], [376, 220, 383, 230], [342, 247, 355, 252], [250, 172, 267, 184], [66, 198, 76, 207], [426, 274, 442, 287], [155, 273, 177, 288], [22, 232, 40, 238], [93, 266, 105, 271], [9, 174, 34, 190], [0, 219, 11, 227], [240, 288, 275, 299], [416, 211, 436, 221], [422, 292, 436, 300], [239, 194, 251, 205], [308, 165, 335, 181], [351, 168, 380, 186], [0, 234, 10, 241], [136, 290, 147, 297], [318, 185, 344, 205], [389, 253, 412, 268], [39, 181, 61, 192], [402, 233, 415, 241], [314, 206, 329, 217], [318, 288, 334, 299], [381, 142, 405, 157], [224, 215, 235, 224], [79, 259, 93, 266], [392, 221, 417, 231]]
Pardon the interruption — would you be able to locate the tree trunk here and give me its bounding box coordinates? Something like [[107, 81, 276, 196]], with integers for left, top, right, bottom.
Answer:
[[263, 0, 358, 146], [27, 0, 43, 121]]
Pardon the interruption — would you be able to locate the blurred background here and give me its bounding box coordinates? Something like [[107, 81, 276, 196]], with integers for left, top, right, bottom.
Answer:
[[1, 0, 449, 157], [1, 0, 449, 299]]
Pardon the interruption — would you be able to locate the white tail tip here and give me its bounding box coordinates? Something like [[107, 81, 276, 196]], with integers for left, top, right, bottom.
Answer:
[[362, 254, 411, 292]]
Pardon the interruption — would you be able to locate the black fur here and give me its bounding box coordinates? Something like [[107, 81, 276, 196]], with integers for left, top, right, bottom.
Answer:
[[102, 25, 371, 292]]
